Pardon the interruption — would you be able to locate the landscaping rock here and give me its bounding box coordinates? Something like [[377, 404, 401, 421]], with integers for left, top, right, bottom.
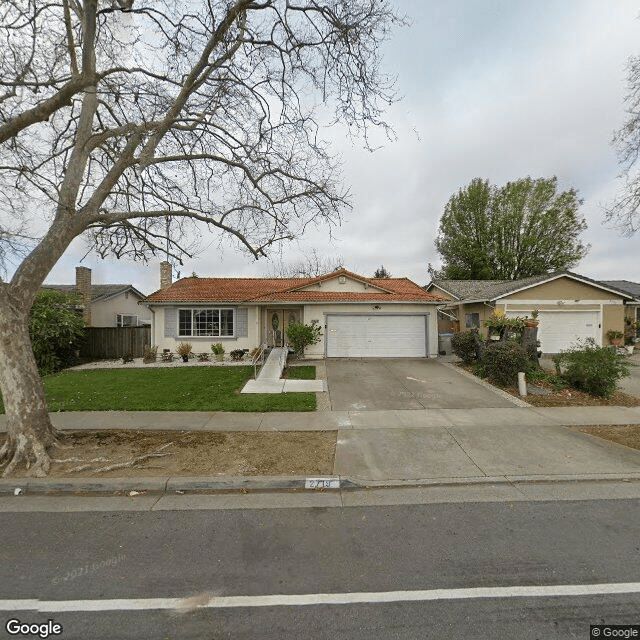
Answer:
[[527, 384, 552, 396]]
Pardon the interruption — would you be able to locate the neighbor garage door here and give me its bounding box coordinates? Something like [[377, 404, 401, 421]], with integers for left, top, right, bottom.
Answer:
[[326, 314, 427, 357], [507, 310, 600, 353]]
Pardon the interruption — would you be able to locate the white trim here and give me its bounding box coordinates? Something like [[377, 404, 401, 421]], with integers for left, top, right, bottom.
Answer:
[[177, 307, 236, 338], [147, 300, 442, 307], [290, 271, 394, 294], [494, 273, 636, 300], [291, 301, 442, 306], [426, 282, 460, 300], [115, 313, 139, 327], [94, 286, 146, 303], [499, 299, 623, 306]]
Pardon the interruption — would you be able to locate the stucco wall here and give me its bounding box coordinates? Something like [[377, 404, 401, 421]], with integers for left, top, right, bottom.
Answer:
[[602, 303, 625, 343], [301, 303, 440, 358], [91, 292, 151, 327], [457, 302, 494, 338], [150, 305, 260, 355], [505, 277, 621, 301], [297, 276, 384, 293]]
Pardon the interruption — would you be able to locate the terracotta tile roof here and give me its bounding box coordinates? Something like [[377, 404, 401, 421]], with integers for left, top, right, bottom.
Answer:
[[145, 269, 446, 304]]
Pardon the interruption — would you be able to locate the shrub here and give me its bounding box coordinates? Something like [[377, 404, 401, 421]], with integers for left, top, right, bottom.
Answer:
[[479, 342, 529, 387], [211, 343, 225, 355], [197, 352, 209, 362], [525, 365, 569, 391], [176, 342, 193, 357], [230, 349, 244, 361], [29, 290, 86, 374], [143, 345, 158, 364], [451, 331, 478, 364], [554, 339, 631, 398], [286, 322, 322, 357]]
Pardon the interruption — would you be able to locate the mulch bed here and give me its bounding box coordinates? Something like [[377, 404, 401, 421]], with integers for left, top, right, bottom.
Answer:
[[456, 363, 640, 407], [505, 384, 640, 407]]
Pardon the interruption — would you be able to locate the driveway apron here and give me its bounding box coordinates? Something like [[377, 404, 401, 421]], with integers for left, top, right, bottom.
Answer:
[[325, 358, 518, 411]]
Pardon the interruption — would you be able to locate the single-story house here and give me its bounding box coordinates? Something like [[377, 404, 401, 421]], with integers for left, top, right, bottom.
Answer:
[[426, 271, 637, 354], [601, 280, 640, 332], [143, 263, 447, 358], [43, 266, 150, 327]]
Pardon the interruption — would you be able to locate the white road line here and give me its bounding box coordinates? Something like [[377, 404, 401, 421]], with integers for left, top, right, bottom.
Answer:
[[3, 583, 640, 612]]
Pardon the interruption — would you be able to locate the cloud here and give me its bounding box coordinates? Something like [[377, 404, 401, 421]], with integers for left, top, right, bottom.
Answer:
[[43, 0, 640, 292]]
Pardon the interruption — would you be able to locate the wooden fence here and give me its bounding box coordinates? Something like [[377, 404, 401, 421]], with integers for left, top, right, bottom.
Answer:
[[81, 326, 151, 360]]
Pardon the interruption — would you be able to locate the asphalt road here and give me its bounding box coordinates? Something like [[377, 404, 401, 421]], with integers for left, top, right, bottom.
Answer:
[[2, 499, 640, 639]]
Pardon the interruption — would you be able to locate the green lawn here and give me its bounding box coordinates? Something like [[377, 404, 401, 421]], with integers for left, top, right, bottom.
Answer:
[[286, 365, 316, 380], [0, 366, 316, 412]]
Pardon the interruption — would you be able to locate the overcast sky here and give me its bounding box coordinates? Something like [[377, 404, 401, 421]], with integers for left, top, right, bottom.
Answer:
[[44, 0, 640, 294]]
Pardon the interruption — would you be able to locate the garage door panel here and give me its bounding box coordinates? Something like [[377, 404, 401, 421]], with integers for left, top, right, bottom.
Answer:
[[506, 310, 600, 353], [326, 315, 426, 358]]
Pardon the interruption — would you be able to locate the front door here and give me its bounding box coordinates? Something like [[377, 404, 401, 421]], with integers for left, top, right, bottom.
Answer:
[[266, 309, 300, 346]]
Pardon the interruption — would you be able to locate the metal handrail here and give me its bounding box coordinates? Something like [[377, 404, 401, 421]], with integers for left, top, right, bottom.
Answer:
[[252, 344, 267, 379]]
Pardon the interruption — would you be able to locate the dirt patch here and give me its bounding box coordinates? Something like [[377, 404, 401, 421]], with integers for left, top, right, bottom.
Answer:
[[574, 424, 640, 451], [17, 430, 337, 478]]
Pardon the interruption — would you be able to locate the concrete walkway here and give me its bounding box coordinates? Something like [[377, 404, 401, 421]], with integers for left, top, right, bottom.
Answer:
[[241, 347, 326, 393]]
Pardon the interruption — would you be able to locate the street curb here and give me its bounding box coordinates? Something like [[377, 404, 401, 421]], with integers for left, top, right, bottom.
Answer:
[[3, 472, 640, 496]]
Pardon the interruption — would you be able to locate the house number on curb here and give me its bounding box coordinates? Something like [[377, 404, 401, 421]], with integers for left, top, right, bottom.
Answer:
[[305, 478, 340, 489]]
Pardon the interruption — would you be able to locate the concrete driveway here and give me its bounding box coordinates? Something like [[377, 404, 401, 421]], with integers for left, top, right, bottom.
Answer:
[[325, 358, 518, 411], [620, 353, 640, 398]]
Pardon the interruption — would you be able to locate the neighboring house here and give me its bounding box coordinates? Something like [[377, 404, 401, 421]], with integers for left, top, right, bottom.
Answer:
[[143, 263, 447, 358], [42, 266, 150, 327], [601, 280, 640, 331], [426, 271, 636, 354]]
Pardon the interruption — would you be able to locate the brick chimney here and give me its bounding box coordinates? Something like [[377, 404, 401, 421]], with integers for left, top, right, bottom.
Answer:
[[160, 261, 172, 290], [75, 266, 92, 325]]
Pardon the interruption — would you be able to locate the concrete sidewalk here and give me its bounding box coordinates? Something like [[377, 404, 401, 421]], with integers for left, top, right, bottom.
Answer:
[[0, 405, 637, 431], [1, 406, 640, 493]]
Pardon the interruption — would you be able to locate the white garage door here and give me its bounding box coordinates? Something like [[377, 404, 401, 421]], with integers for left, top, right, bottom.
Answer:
[[326, 314, 427, 358], [506, 310, 600, 353]]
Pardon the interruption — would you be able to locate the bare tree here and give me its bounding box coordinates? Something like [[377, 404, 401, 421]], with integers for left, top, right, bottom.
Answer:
[[0, 0, 404, 476], [266, 249, 345, 278], [606, 55, 640, 235]]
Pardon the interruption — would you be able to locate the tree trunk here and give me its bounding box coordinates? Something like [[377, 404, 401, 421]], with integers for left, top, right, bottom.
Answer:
[[521, 326, 540, 365], [0, 299, 57, 477]]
